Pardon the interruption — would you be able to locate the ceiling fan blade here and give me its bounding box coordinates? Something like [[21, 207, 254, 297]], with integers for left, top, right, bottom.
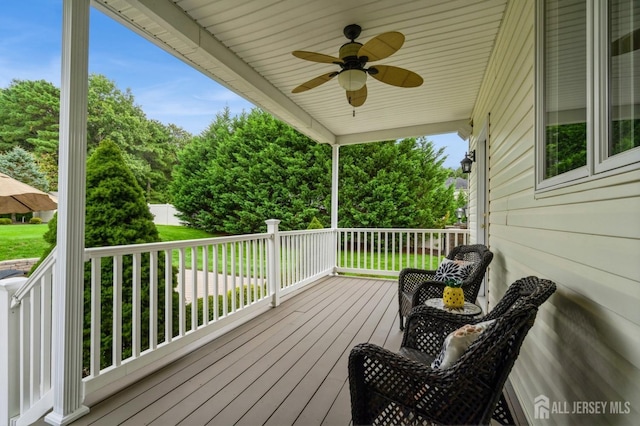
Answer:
[[292, 50, 343, 64], [611, 28, 640, 56], [347, 85, 367, 107], [292, 72, 338, 93], [358, 32, 405, 62], [369, 65, 423, 88]]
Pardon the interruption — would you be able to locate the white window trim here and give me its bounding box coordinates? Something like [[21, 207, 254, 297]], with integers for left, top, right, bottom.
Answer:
[[535, 0, 640, 193]]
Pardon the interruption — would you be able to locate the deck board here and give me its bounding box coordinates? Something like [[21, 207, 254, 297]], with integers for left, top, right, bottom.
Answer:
[[70, 276, 402, 426]]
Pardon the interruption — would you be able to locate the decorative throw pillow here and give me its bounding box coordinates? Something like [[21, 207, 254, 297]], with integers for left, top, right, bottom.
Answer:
[[431, 320, 495, 369], [434, 258, 474, 282]]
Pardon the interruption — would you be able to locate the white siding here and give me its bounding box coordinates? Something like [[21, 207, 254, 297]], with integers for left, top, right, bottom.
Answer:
[[470, 0, 640, 424]]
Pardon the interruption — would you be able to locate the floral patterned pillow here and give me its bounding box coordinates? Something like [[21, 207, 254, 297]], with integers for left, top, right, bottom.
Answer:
[[431, 320, 495, 369], [434, 258, 474, 282]]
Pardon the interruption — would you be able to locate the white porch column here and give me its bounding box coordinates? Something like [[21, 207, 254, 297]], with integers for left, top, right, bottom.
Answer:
[[266, 219, 281, 307], [331, 144, 339, 228], [331, 145, 339, 273], [45, 0, 90, 424]]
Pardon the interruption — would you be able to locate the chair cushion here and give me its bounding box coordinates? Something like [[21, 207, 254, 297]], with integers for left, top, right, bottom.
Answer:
[[431, 320, 495, 369], [434, 258, 474, 282]]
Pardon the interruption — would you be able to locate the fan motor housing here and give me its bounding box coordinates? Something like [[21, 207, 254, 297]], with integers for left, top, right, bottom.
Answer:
[[339, 42, 364, 69]]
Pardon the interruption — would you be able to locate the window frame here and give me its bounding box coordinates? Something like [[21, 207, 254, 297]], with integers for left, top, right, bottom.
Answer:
[[535, 0, 640, 192]]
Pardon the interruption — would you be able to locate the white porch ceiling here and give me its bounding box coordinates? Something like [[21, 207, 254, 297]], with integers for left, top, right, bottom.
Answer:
[[92, 0, 508, 145]]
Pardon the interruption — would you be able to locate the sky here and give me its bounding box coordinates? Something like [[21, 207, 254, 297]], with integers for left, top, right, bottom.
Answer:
[[0, 1, 468, 169]]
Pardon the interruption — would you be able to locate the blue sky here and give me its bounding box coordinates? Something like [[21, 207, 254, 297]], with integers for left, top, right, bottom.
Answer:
[[0, 1, 468, 169]]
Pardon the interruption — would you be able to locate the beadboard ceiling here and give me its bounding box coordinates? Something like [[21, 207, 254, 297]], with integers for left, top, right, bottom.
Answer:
[[93, 0, 508, 145]]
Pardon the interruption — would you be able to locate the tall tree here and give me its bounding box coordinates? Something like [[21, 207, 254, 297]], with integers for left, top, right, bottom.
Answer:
[[0, 75, 190, 199], [172, 109, 455, 233], [37, 140, 180, 370], [0, 79, 60, 187], [172, 109, 331, 233], [0, 146, 50, 192], [339, 137, 455, 229]]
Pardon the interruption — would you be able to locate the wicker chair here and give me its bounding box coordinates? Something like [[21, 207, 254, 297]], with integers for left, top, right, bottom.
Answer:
[[349, 302, 542, 426], [350, 276, 556, 425], [398, 244, 493, 330]]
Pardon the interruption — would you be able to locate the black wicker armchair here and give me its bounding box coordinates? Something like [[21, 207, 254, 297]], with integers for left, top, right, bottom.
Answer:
[[398, 244, 493, 330], [350, 276, 556, 425], [349, 302, 541, 426]]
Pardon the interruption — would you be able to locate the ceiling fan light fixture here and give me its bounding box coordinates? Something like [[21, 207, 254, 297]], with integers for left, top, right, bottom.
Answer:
[[338, 69, 367, 91]]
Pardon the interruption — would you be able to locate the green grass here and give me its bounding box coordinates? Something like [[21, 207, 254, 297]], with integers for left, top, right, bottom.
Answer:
[[0, 224, 50, 261], [0, 224, 442, 275], [0, 224, 216, 262]]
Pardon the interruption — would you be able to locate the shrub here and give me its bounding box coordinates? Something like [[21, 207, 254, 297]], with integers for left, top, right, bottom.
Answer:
[[307, 216, 324, 229], [0, 218, 12, 225], [29, 217, 43, 224]]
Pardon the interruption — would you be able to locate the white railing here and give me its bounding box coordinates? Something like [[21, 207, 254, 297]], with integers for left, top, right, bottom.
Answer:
[[336, 228, 469, 276], [1, 249, 56, 426], [1, 223, 468, 425], [279, 228, 336, 295]]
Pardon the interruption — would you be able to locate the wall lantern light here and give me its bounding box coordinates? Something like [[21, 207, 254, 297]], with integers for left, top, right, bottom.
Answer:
[[460, 150, 476, 174]]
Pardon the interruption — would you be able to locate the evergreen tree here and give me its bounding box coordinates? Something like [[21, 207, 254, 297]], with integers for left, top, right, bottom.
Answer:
[[0, 146, 50, 192], [172, 109, 456, 233], [172, 108, 331, 233], [0, 79, 60, 187], [37, 140, 180, 371]]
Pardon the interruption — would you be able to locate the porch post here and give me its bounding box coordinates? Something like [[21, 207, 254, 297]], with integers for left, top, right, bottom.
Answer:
[[266, 219, 281, 307], [331, 144, 339, 228], [331, 144, 339, 273], [45, 0, 90, 424], [0, 278, 24, 424]]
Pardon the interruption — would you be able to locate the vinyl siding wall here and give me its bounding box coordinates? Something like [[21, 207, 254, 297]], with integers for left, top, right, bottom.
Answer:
[[469, 0, 640, 424]]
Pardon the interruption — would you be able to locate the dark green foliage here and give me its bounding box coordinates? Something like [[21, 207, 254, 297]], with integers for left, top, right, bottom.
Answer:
[[339, 137, 455, 229], [171, 108, 332, 233], [0, 80, 60, 188], [611, 118, 640, 156], [0, 76, 189, 199], [545, 122, 587, 178], [0, 146, 50, 192], [36, 141, 180, 371], [172, 109, 455, 233], [83, 140, 180, 369]]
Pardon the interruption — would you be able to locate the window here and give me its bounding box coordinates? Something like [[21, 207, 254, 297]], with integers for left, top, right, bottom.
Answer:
[[537, 0, 639, 189]]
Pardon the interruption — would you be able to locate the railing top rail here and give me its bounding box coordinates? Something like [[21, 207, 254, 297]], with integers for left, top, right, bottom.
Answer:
[[278, 228, 335, 236], [11, 246, 57, 307], [83, 232, 272, 259], [336, 227, 469, 233]]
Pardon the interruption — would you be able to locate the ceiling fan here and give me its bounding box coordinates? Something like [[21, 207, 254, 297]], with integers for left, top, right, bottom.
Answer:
[[291, 24, 423, 107]]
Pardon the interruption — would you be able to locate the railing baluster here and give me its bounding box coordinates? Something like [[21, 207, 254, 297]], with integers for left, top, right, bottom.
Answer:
[[132, 252, 141, 358], [113, 255, 123, 367], [164, 249, 173, 343], [149, 251, 158, 350], [190, 247, 198, 330], [202, 246, 209, 325], [178, 248, 186, 336]]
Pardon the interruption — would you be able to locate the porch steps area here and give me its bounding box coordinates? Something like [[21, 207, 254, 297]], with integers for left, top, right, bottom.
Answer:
[[64, 276, 402, 425]]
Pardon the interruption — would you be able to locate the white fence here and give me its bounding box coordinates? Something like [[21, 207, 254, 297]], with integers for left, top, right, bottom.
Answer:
[[148, 204, 181, 226], [0, 224, 468, 425]]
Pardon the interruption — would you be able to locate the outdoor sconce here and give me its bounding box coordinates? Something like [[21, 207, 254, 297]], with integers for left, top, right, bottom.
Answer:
[[460, 150, 476, 174], [456, 207, 465, 224]]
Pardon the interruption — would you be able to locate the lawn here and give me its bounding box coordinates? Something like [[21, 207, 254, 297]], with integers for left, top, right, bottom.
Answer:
[[0, 224, 216, 262]]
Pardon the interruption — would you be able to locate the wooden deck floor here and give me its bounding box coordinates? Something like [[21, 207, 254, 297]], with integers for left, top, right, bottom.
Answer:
[[70, 275, 402, 426]]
